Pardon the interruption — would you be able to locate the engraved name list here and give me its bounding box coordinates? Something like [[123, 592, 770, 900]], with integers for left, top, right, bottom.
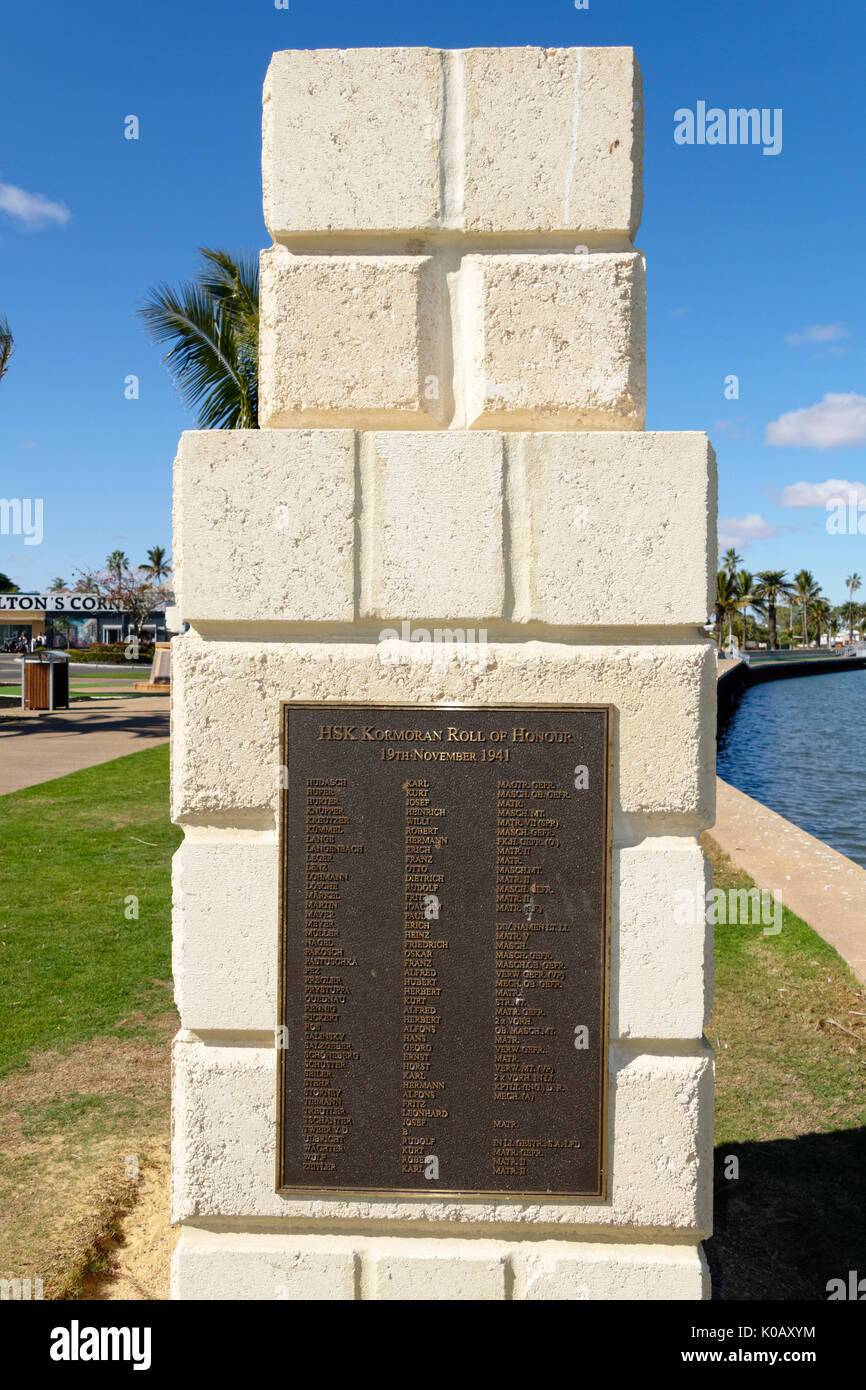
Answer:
[[278, 704, 611, 1199]]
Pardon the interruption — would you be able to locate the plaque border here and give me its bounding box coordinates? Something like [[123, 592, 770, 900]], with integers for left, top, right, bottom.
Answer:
[[276, 701, 612, 1203]]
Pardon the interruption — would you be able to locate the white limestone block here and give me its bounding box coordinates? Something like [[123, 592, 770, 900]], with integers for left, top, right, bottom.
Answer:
[[463, 252, 645, 430], [362, 431, 505, 619], [170, 635, 716, 824], [461, 47, 643, 236], [262, 47, 643, 239], [171, 1228, 706, 1300], [263, 47, 444, 235], [259, 248, 446, 428], [173, 429, 355, 625], [372, 1251, 507, 1301], [171, 835, 279, 1034], [613, 840, 713, 1040], [513, 432, 716, 627], [517, 1240, 708, 1300], [172, 1228, 358, 1300]]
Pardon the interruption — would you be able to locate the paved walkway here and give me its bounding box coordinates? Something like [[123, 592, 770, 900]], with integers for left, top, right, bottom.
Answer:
[[712, 776, 866, 985], [0, 697, 170, 795]]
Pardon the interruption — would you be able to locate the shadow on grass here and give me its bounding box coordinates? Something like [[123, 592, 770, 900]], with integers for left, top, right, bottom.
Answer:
[[706, 1128, 866, 1300]]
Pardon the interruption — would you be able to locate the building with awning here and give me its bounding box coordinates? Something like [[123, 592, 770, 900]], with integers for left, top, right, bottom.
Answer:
[[0, 591, 169, 649]]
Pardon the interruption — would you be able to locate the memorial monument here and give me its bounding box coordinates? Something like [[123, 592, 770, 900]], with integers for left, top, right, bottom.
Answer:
[[171, 45, 716, 1300]]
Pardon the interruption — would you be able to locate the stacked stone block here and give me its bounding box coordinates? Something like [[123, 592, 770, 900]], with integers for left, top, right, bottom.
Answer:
[[171, 46, 716, 1301]]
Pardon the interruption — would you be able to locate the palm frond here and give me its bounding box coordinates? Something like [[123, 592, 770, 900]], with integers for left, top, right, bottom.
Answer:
[[139, 279, 256, 429], [0, 315, 13, 383], [197, 248, 259, 321]]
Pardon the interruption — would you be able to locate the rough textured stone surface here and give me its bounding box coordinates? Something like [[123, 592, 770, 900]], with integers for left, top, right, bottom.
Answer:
[[172, 834, 279, 1034], [172, 1230, 705, 1299], [513, 432, 716, 626], [462, 47, 643, 236], [259, 247, 446, 428], [463, 252, 645, 429], [612, 840, 712, 1040], [171, 635, 715, 824], [362, 431, 505, 618], [518, 1240, 708, 1300], [373, 1252, 507, 1300], [263, 47, 444, 235], [173, 430, 355, 624], [262, 47, 643, 239], [174, 429, 714, 629], [171, 1039, 712, 1232], [172, 1229, 358, 1300]]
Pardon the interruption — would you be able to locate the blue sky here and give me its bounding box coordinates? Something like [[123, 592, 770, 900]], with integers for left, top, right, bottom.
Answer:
[[1, 0, 865, 606]]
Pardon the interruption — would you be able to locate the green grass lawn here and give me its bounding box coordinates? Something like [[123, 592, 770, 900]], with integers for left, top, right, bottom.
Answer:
[[703, 835, 866, 1300], [0, 743, 181, 1075], [0, 683, 165, 702], [1, 664, 140, 681]]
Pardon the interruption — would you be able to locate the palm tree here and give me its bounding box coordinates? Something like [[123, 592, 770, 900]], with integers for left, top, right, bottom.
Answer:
[[715, 570, 740, 651], [791, 568, 821, 647], [106, 550, 129, 577], [721, 548, 742, 577], [0, 572, 19, 593], [753, 570, 790, 650], [733, 569, 756, 648], [812, 598, 832, 648], [0, 316, 13, 386], [141, 546, 172, 582], [845, 573, 862, 641], [48, 577, 66, 591], [139, 248, 258, 429]]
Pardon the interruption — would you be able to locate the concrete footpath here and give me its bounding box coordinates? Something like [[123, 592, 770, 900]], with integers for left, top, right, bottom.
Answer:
[[712, 776, 866, 985], [0, 697, 170, 795]]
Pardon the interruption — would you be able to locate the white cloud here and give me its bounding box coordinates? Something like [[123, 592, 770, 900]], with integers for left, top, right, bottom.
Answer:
[[0, 181, 70, 228], [717, 514, 780, 548], [778, 477, 866, 507], [785, 322, 849, 347], [766, 392, 866, 448]]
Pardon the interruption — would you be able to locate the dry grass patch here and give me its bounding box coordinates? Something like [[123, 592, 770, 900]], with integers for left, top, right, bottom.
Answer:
[[0, 1009, 175, 1299]]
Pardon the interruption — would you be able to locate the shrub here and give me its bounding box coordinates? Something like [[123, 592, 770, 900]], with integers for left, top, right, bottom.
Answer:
[[63, 643, 156, 665]]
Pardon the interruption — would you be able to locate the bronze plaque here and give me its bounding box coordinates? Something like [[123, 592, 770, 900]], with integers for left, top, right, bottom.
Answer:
[[277, 703, 611, 1200]]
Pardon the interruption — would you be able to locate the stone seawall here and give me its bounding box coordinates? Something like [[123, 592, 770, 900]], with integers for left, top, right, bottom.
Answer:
[[718, 654, 866, 726]]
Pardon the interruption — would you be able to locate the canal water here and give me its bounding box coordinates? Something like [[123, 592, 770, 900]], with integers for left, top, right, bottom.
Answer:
[[717, 668, 866, 870]]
